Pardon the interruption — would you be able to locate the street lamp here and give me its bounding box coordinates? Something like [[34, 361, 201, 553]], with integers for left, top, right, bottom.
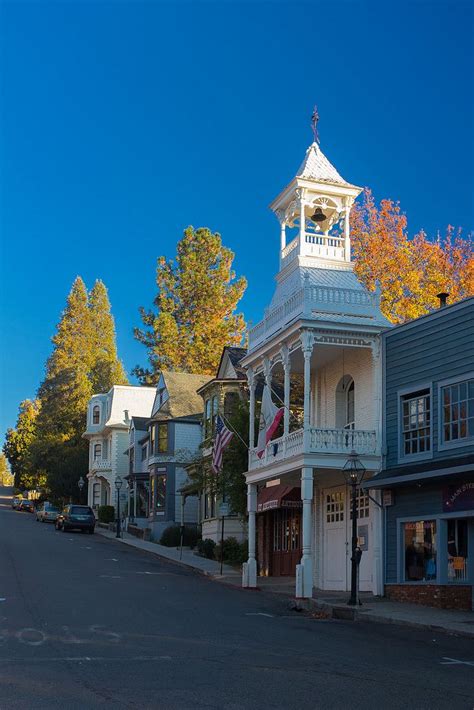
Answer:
[[77, 476, 85, 503], [342, 450, 366, 606], [115, 475, 123, 539]]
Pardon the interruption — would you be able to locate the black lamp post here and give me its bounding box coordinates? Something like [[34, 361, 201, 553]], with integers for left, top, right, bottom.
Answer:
[[77, 476, 85, 503], [115, 475, 123, 539], [342, 450, 366, 606]]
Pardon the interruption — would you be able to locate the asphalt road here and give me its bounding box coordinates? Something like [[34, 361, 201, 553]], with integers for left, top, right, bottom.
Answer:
[[0, 487, 473, 710]]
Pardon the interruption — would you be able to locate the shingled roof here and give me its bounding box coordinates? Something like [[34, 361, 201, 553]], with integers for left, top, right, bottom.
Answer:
[[222, 346, 247, 378], [152, 371, 212, 421], [296, 142, 351, 186]]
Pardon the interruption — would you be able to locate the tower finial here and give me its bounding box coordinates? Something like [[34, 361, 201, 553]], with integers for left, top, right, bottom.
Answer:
[[311, 105, 320, 144]]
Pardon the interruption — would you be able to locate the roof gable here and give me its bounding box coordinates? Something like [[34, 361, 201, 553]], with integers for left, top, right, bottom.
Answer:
[[151, 371, 212, 421], [216, 347, 247, 380]]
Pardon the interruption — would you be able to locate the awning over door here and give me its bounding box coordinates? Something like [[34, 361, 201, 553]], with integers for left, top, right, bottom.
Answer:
[[257, 484, 302, 513]]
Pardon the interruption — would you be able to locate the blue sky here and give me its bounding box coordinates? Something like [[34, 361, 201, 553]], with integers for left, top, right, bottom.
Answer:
[[1, 0, 473, 443]]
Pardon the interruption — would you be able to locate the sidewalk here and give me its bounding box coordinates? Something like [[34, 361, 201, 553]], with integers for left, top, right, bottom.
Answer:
[[96, 527, 241, 583], [96, 528, 474, 638]]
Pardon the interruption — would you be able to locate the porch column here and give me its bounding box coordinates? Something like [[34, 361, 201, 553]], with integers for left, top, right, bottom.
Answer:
[[281, 344, 291, 438], [242, 483, 257, 588], [296, 466, 314, 598], [300, 330, 314, 451], [133, 479, 137, 519], [247, 367, 256, 458]]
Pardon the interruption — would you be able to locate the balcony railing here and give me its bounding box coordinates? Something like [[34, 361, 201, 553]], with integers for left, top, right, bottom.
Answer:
[[249, 427, 377, 469], [91, 459, 111, 471], [248, 283, 378, 350]]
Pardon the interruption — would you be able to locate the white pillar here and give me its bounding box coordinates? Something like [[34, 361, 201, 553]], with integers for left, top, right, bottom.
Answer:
[[280, 221, 286, 252], [299, 194, 306, 243], [247, 367, 256, 463], [344, 198, 352, 262], [243, 482, 257, 588], [300, 330, 314, 451], [296, 466, 314, 598], [281, 344, 291, 438]]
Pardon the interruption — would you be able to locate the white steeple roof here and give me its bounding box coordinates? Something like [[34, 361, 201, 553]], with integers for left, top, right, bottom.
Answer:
[[296, 142, 349, 185]]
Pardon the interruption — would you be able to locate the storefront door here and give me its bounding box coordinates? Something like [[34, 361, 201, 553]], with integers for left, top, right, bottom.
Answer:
[[271, 508, 301, 576], [323, 485, 373, 592]]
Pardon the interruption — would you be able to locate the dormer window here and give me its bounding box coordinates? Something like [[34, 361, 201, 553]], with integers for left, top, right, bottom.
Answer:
[[92, 405, 100, 425]]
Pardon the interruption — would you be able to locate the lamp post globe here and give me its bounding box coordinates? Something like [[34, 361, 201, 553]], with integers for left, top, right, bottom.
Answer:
[[115, 475, 123, 539], [342, 450, 366, 607], [77, 476, 85, 503]]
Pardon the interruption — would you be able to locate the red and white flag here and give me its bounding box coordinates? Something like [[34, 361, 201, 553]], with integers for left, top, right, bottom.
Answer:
[[211, 415, 234, 474], [256, 385, 284, 459]]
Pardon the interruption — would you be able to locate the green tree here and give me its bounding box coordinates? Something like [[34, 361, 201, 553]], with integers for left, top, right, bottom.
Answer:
[[31, 276, 127, 499], [89, 279, 128, 392], [0, 452, 13, 486], [134, 226, 247, 382], [3, 399, 41, 489]]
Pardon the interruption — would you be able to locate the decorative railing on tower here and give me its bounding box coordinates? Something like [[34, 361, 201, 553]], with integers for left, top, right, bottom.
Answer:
[[248, 282, 380, 350]]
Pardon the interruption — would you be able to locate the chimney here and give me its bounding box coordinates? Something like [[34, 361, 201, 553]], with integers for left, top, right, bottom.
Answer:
[[436, 292, 449, 308], [123, 409, 130, 423]]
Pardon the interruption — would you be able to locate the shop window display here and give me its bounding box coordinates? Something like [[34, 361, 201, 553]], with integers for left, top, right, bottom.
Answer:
[[404, 520, 437, 581]]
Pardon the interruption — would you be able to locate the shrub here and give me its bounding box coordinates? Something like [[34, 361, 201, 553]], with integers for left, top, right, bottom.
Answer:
[[98, 505, 115, 524], [197, 538, 216, 559], [159, 525, 200, 548], [214, 537, 248, 565]]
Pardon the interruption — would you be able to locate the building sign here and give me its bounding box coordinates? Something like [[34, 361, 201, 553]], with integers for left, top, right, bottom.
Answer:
[[382, 489, 394, 507], [443, 482, 474, 513]]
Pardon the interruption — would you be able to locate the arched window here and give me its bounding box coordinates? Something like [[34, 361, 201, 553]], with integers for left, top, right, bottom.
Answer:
[[335, 376, 355, 430], [92, 405, 100, 425]]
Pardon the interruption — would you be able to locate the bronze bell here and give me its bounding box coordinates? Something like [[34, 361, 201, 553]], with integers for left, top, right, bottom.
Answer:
[[310, 207, 326, 223]]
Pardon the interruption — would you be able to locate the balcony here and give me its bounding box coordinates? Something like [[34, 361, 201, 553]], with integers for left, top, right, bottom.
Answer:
[[90, 459, 112, 473], [248, 281, 380, 351], [249, 427, 377, 470]]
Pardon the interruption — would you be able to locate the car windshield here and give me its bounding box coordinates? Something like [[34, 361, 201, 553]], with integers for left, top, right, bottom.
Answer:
[[45, 506, 59, 513], [70, 506, 93, 515]]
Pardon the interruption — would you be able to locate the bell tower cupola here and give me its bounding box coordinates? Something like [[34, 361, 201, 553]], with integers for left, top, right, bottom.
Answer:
[[270, 109, 362, 273]]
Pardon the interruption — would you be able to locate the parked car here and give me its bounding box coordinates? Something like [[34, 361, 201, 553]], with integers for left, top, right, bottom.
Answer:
[[55, 505, 95, 534], [36, 502, 60, 523], [11, 497, 21, 509], [18, 499, 35, 513]]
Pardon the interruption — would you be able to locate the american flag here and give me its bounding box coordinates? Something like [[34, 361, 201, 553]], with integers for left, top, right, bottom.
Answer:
[[211, 414, 234, 474]]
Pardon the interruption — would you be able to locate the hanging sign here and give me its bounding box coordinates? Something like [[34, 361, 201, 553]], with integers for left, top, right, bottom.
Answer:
[[382, 489, 394, 507]]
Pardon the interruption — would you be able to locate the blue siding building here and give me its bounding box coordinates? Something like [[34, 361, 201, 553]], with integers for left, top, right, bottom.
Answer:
[[367, 296, 474, 610]]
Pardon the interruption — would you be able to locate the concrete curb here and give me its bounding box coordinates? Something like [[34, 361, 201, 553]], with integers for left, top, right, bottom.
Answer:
[[95, 528, 243, 586], [295, 597, 474, 638]]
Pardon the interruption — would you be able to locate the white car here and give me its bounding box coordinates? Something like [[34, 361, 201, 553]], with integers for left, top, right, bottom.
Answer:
[[36, 502, 60, 523]]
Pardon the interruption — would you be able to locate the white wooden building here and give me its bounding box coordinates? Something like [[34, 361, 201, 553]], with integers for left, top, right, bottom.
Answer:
[[241, 133, 391, 598], [83, 386, 156, 512]]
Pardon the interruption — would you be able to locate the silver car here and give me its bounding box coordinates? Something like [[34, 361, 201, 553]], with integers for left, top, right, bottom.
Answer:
[[36, 502, 60, 523]]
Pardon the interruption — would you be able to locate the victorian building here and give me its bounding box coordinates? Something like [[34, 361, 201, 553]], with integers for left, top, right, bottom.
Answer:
[[83, 385, 156, 511], [191, 346, 248, 543], [241, 132, 391, 598], [144, 370, 211, 541]]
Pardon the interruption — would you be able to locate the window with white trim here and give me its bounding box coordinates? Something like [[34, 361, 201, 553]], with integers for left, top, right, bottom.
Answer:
[[441, 378, 474, 444], [93, 443, 102, 460], [326, 491, 344, 523], [92, 405, 100, 425], [401, 389, 430, 456]]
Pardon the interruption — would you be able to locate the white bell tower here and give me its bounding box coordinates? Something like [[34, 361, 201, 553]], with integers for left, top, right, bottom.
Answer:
[[270, 129, 362, 273]]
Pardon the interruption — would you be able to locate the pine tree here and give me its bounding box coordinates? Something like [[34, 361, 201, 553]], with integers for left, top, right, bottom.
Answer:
[[3, 399, 41, 489], [89, 279, 128, 392], [134, 226, 247, 381], [0, 452, 13, 486]]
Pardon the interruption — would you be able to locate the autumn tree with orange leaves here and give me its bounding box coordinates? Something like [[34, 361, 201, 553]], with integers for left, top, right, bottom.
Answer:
[[350, 189, 474, 323]]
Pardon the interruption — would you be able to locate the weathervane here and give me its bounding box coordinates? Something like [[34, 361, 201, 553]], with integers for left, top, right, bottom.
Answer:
[[311, 105, 320, 144]]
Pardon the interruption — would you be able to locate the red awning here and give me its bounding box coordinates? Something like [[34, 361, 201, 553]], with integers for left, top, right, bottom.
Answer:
[[257, 484, 302, 513]]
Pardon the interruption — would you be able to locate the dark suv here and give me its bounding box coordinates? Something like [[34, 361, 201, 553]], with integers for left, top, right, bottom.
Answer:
[[55, 505, 95, 534]]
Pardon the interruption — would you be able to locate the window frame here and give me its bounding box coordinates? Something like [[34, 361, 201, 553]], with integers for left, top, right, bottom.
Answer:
[[141, 444, 147, 462], [397, 383, 433, 463], [438, 372, 474, 451], [92, 405, 100, 425], [156, 424, 168, 454], [93, 443, 102, 461]]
